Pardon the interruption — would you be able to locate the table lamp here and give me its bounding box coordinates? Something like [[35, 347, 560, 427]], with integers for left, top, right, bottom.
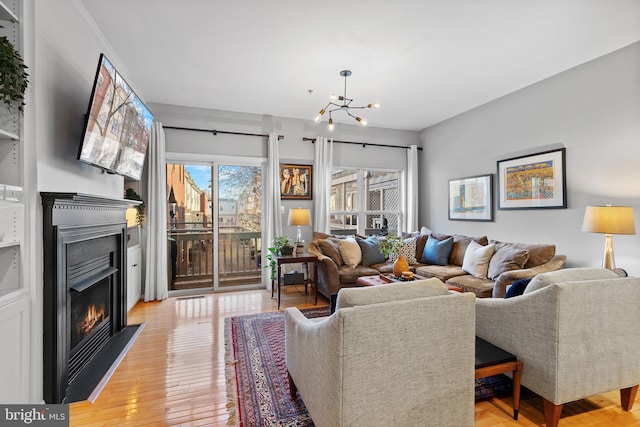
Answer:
[[288, 208, 311, 253], [582, 205, 636, 269]]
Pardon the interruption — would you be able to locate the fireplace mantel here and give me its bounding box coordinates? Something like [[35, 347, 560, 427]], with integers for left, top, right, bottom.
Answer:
[[41, 192, 130, 404]]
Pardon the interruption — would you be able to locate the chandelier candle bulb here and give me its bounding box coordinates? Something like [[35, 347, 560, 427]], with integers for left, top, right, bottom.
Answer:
[[313, 69, 378, 130]]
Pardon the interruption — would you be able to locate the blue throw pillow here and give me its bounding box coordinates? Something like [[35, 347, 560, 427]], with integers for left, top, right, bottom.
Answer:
[[504, 278, 532, 298], [356, 235, 386, 266], [420, 235, 454, 265]]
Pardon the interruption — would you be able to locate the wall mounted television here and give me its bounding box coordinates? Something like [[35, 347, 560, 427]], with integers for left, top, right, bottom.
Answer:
[[77, 53, 153, 181]]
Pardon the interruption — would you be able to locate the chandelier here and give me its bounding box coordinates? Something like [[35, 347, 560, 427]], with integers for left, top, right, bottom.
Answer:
[[314, 70, 379, 130]]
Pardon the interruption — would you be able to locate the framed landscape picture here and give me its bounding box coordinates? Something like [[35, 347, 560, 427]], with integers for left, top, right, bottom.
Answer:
[[497, 148, 566, 210], [448, 174, 493, 221], [280, 164, 312, 200]]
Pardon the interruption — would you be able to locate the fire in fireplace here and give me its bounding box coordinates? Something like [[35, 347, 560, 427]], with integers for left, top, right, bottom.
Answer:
[[70, 278, 110, 351]]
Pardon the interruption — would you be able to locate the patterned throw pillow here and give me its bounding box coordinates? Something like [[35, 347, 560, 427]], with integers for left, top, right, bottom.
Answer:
[[390, 236, 418, 265]]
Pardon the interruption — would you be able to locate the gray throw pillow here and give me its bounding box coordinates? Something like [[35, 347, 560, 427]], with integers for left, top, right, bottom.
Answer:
[[356, 235, 386, 267]]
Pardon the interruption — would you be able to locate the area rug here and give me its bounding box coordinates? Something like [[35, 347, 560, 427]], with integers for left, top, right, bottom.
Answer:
[[225, 309, 512, 426]]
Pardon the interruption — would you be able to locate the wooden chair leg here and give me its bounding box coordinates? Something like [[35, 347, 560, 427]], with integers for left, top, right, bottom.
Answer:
[[543, 398, 563, 427], [621, 385, 638, 411], [288, 371, 298, 400]]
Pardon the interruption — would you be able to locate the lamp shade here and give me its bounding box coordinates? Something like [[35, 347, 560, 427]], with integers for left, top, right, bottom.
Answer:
[[288, 208, 311, 227], [582, 206, 636, 235]]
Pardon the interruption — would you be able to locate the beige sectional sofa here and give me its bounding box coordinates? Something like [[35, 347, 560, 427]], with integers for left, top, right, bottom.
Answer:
[[308, 229, 566, 298]]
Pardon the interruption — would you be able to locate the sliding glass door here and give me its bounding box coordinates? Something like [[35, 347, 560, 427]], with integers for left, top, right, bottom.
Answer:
[[166, 160, 263, 292]]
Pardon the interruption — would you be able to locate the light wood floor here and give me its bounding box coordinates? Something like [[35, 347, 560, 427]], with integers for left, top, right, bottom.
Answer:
[[70, 287, 640, 426]]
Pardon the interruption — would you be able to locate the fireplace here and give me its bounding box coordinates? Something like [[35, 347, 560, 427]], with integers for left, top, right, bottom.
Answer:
[[41, 193, 130, 404]]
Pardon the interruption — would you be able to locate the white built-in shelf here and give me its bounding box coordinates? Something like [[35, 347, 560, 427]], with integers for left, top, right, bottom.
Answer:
[[0, 241, 19, 249], [0, 185, 23, 201], [0, 128, 19, 141], [0, 1, 18, 22]]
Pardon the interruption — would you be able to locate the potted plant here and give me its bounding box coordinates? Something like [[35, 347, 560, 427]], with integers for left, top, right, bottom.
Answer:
[[0, 28, 29, 112], [378, 236, 402, 260], [264, 236, 294, 281]]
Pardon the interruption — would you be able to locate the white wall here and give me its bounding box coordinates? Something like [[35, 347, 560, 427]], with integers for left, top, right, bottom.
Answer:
[[151, 103, 419, 243], [27, 0, 144, 402], [419, 41, 640, 276], [35, 0, 130, 196]]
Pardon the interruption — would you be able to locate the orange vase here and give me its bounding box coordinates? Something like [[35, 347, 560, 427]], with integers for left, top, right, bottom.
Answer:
[[393, 255, 409, 278]]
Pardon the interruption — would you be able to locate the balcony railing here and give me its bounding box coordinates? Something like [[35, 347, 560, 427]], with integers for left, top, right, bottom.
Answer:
[[168, 223, 262, 290]]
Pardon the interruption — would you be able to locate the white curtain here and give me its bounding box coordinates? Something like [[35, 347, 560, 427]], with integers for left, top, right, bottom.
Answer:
[[263, 132, 283, 288], [313, 136, 333, 233], [406, 144, 419, 232], [144, 122, 169, 302]]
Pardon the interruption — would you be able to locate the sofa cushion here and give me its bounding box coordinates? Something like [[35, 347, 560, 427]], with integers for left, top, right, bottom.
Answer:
[[524, 267, 620, 295], [336, 278, 449, 310], [415, 264, 466, 282], [356, 235, 386, 267], [449, 235, 489, 266], [317, 238, 343, 266], [414, 233, 429, 261], [391, 236, 418, 264], [338, 237, 362, 268], [461, 241, 495, 279], [445, 274, 494, 298], [487, 244, 530, 280], [492, 241, 556, 268], [337, 265, 380, 284], [420, 235, 454, 265], [313, 231, 332, 242]]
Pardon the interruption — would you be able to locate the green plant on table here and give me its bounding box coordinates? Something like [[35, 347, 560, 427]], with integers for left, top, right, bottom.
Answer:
[[264, 236, 293, 280], [379, 236, 403, 260]]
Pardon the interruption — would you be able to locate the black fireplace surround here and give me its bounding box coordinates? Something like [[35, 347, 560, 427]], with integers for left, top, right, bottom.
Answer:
[[41, 193, 130, 404]]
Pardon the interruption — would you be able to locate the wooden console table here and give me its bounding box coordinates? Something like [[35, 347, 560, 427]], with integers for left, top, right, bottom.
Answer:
[[272, 254, 318, 310]]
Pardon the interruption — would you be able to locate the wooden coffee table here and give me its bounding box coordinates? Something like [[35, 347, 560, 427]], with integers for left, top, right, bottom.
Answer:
[[475, 336, 523, 420]]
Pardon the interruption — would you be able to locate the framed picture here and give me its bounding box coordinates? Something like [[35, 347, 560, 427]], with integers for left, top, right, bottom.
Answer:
[[448, 174, 493, 221], [497, 148, 566, 210], [280, 164, 313, 200]]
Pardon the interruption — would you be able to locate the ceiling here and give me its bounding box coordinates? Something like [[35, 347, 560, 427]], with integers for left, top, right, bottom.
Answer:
[[80, 0, 640, 131]]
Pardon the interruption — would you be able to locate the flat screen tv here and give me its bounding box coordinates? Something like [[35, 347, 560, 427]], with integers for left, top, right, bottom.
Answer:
[[77, 53, 153, 181]]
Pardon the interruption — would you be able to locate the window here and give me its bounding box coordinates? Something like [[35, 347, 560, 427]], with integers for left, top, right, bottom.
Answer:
[[330, 169, 402, 236]]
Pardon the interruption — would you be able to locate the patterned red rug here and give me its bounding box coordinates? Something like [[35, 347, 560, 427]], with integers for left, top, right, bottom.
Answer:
[[224, 308, 511, 426]]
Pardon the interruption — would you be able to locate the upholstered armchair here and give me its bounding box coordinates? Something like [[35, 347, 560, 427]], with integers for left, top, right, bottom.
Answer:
[[285, 279, 476, 427], [476, 268, 640, 427]]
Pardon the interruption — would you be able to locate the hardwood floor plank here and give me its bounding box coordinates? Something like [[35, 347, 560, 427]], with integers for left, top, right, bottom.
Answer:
[[69, 288, 640, 426]]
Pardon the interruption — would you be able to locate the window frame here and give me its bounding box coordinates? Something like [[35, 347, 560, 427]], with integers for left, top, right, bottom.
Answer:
[[329, 167, 404, 236]]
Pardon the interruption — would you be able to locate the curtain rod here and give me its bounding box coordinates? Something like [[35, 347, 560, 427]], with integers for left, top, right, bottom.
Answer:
[[302, 137, 422, 150], [164, 125, 284, 140]]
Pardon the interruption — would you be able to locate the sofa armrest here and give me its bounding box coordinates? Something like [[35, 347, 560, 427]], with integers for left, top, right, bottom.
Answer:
[[315, 256, 341, 298], [285, 308, 342, 424], [492, 254, 567, 298]]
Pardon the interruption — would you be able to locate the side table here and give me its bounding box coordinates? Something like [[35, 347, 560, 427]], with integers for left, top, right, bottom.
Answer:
[[272, 253, 318, 310], [475, 336, 523, 420]]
